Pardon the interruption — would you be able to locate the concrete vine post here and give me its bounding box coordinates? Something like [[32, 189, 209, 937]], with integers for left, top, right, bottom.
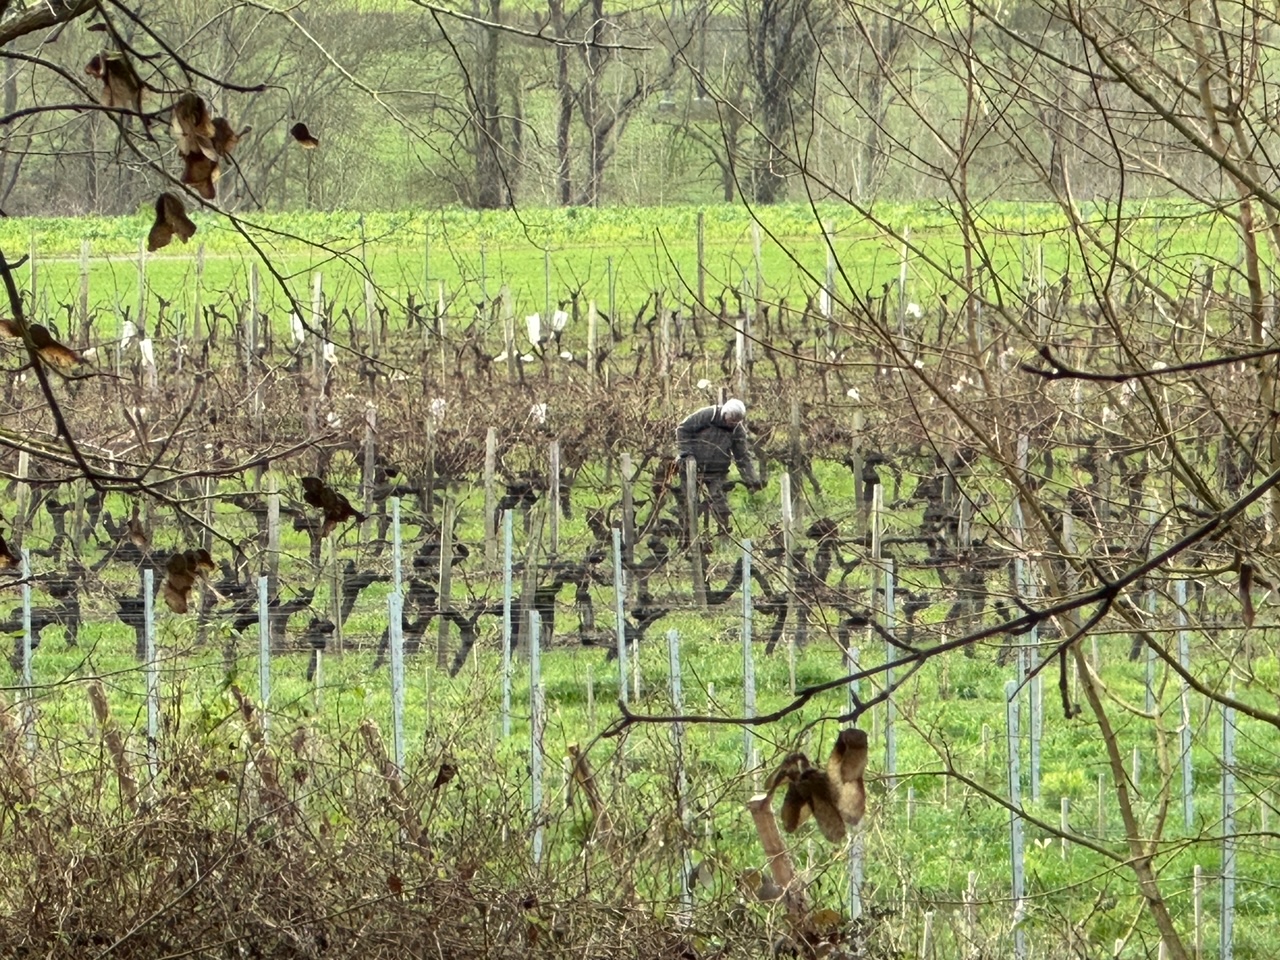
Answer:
[[257, 576, 270, 741], [612, 527, 628, 706], [20, 549, 33, 753], [502, 510, 514, 738], [144, 567, 158, 783], [742, 539, 756, 772], [666, 627, 693, 917], [530, 610, 545, 865], [1006, 680, 1026, 960]]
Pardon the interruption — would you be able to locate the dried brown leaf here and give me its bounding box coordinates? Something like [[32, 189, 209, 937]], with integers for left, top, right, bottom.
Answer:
[[290, 121, 319, 148], [1240, 562, 1255, 628], [171, 92, 216, 158], [148, 192, 197, 252]]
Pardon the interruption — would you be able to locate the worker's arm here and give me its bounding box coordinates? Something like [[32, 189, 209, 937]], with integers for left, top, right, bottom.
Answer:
[[731, 425, 761, 487]]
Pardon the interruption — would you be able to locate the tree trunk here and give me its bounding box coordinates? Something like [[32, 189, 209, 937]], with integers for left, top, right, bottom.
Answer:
[[550, 0, 572, 205], [472, 0, 509, 209]]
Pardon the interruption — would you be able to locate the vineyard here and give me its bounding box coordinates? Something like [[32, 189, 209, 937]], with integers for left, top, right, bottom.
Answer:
[[0, 205, 1277, 958]]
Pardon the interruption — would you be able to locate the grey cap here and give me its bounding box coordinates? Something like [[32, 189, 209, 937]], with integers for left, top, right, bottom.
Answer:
[[721, 398, 746, 421]]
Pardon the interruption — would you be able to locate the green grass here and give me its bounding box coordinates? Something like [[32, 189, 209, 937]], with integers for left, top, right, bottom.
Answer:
[[0, 199, 1256, 343]]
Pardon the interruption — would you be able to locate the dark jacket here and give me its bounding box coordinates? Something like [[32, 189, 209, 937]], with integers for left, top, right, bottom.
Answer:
[[676, 405, 758, 481]]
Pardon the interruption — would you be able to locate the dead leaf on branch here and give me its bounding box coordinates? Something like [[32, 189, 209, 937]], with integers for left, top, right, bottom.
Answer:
[[85, 53, 143, 114], [0, 319, 84, 368], [169, 94, 250, 201], [161, 548, 215, 614], [0, 528, 17, 569], [181, 153, 218, 200], [212, 118, 251, 157], [171, 93, 216, 159], [301, 476, 366, 537], [1240, 562, 1255, 628], [126, 501, 151, 551], [290, 121, 319, 148], [766, 728, 867, 844], [147, 192, 197, 252], [771, 754, 845, 842]]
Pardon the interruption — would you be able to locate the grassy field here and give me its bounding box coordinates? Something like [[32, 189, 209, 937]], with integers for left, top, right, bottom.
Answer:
[[0, 200, 1254, 343]]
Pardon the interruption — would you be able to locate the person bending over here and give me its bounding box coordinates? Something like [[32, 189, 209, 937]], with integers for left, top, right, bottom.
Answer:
[[675, 397, 762, 534]]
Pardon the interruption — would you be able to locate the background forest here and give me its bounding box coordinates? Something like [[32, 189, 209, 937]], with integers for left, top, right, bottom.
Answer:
[[0, 0, 1248, 216]]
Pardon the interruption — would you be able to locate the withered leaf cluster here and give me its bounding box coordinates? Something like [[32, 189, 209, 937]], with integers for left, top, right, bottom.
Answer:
[[0, 320, 84, 368], [170, 92, 251, 201], [0, 526, 18, 570], [301, 477, 367, 537], [85, 53, 142, 114], [161, 548, 215, 614], [146, 92, 251, 250], [85, 28, 321, 252], [766, 728, 867, 843], [147, 193, 197, 252], [126, 502, 150, 551]]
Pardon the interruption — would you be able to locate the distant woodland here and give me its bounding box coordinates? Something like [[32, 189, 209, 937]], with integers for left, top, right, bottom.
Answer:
[[0, 0, 1250, 216]]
